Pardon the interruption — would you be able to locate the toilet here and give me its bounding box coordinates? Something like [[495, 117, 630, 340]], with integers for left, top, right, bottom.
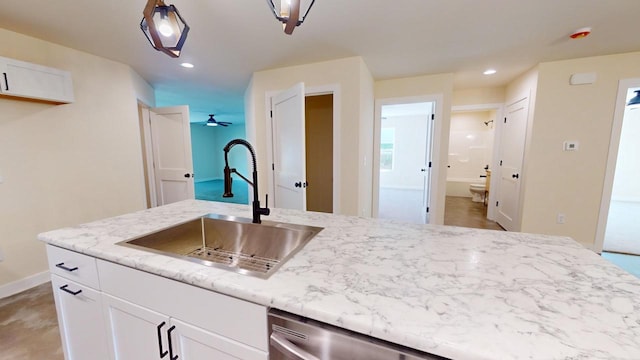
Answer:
[[469, 184, 486, 203]]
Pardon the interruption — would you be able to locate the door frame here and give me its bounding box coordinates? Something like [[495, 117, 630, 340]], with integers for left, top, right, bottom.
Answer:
[[372, 95, 443, 224], [594, 77, 640, 253], [450, 103, 504, 221], [138, 102, 158, 208], [265, 84, 342, 214]]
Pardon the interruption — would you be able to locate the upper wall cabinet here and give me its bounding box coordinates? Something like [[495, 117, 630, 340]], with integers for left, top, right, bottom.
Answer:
[[0, 56, 74, 104]]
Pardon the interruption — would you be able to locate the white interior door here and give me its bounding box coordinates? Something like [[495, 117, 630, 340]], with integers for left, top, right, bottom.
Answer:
[[422, 105, 435, 223], [149, 106, 194, 206], [496, 97, 529, 231], [271, 83, 306, 210]]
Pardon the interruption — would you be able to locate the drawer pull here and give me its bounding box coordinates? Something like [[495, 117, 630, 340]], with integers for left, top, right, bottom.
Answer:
[[59, 284, 82, 296], [56, 262, 79, 272], [157, 321, 168, 358], [167, 325, 179, 360], [2, 73, 8, 91]]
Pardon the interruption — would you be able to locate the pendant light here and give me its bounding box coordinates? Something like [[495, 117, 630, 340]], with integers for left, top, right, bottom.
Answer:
[[266, 0, 316, 35], [140, 0, 190, 58], [627, 90, 640, 106]]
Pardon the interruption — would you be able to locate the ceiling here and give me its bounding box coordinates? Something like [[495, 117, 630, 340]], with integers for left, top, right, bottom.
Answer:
[[1, 0, 639, 124]]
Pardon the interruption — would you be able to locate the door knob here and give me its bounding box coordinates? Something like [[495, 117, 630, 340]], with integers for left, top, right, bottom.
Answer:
[[420, 168, 426, 172], [512, 173, 519, 179], [184, 173, 192, 178], [294, 182, 302, 188]]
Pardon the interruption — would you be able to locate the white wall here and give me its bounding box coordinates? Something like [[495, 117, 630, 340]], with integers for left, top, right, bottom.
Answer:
[[447, 110, 495, 181], [0, 28, 148, 288], [379, 115, 428, 189], [520, 51, 640, 248]]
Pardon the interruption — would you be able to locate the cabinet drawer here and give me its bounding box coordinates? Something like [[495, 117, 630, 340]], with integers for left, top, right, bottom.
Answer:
[[47, 245, 99, 289], [97, 259, 269, 352]]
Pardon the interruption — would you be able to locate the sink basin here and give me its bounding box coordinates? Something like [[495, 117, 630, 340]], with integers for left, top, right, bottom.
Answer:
[[118, 213, 323, 278]]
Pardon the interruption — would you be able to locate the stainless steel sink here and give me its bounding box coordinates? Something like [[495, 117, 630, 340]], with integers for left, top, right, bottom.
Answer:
[[118, 213, 323, 278]]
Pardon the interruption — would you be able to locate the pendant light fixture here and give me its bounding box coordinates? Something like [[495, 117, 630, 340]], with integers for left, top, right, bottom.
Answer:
[[266, 0, 316, 35], [140, 0, 190, 58], [627, 90, 640, 106]]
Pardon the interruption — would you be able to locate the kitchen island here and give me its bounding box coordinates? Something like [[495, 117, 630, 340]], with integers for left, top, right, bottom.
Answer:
[[38, 199, 640, 359]]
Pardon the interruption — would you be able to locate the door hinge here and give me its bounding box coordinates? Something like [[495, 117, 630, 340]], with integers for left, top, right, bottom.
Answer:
[[270, 110, 273, 118], [504, 117, 507, 123], [428, 161, 432, 168], [426, 207, 430, 213], [496, 201, 499, 207], [272, 163, 275, 171], [431, 114, 435, 120]]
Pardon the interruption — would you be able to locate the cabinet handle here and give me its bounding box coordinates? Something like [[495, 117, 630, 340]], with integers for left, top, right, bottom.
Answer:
[[59, 284, 82, 296], [157, 322, 168, 358], [2, 73, 8, 91], [167, 325, 179, 360], [55, 262, 79, 272]]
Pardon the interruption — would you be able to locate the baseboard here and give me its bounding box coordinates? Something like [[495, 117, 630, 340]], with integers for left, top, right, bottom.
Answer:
[[0, 271, 50, 299], [195, 177, 221, 183]]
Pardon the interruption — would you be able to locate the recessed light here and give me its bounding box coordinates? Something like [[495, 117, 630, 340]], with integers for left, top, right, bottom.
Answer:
[[483, 69, 497, 75], [180, 62, 194, 68]]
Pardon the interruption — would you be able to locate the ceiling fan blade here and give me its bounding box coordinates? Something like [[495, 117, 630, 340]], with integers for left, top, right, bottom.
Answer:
[[220, 123, 228, 127]]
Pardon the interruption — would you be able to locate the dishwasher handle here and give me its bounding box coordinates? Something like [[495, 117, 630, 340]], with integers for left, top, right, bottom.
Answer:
[[270, 332, 320, 360]]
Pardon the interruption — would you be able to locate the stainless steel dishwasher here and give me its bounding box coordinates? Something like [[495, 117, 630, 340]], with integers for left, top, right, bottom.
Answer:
[[268, 309, 447, 360]]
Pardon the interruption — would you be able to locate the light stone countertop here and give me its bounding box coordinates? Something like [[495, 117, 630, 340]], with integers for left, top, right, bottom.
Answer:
[[38, 200, 640, 360]]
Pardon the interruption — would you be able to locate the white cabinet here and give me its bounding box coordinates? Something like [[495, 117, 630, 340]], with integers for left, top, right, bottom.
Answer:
[[103, 293, 266, 360], [47, 245, 109, 360], [47, 246, 269, 360], [102, 293, 170, 360], [0, 56, 74, 103], [97, 259, 269, 360]]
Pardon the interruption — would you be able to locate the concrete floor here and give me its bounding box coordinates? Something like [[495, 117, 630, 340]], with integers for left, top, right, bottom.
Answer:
[[0, 282, 63, 360]]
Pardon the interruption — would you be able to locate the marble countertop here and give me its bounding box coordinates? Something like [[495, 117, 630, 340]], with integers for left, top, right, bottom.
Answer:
[[38, 200, 640, 360]]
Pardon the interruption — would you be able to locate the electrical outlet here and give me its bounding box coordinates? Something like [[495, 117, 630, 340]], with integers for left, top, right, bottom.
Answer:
[[557, 213, 566, 224]]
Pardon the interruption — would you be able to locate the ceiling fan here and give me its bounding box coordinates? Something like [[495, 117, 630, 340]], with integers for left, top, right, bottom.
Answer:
[[205, 114, 232, 127]]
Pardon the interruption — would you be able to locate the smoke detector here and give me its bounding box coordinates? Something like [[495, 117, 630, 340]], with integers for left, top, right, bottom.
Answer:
[[570, 27, 592, 39]]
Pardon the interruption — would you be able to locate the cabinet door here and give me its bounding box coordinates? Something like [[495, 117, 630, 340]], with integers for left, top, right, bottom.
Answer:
[[51, 275, 109, 360], [102, 293, 170, 360], [0, 56, 74, 103], [171, 318, 268, 360]]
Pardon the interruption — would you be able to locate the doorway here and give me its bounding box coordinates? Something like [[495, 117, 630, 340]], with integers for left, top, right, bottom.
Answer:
[[444, 107, 502, 230], [305, 94, 333, 213], [600, 85, 640, 256], [373, 101, 434, 224], [267, 83, 340, 214], [137, 104, 194, 207]]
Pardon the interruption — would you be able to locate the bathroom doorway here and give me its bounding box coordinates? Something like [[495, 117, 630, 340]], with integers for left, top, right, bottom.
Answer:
[[373, 101, 434, 224], [444, 105, 503, 230]]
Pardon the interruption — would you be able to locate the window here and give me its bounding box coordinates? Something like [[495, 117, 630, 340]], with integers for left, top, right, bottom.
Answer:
[[380, 128, 395, 171]]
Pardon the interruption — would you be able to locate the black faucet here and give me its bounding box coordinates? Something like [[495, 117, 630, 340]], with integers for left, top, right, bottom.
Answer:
[[222, 139, 270, 224]]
